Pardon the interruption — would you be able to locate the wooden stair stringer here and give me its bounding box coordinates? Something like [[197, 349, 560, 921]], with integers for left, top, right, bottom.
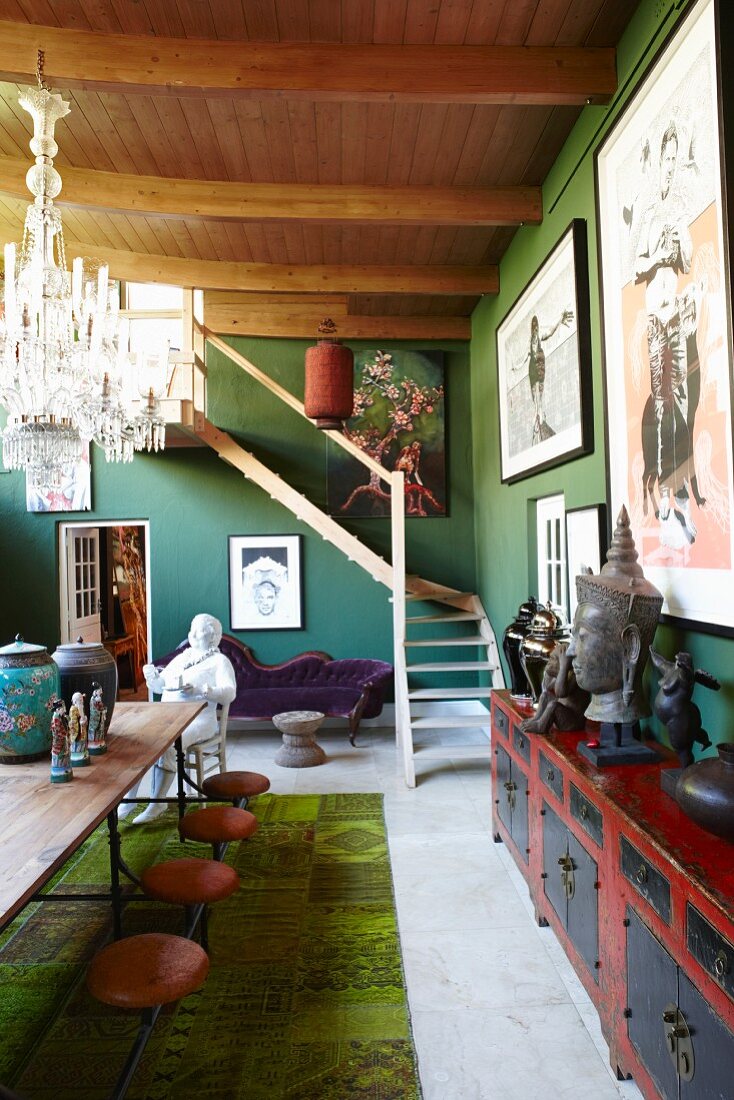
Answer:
[[196, 417, 392, 587]]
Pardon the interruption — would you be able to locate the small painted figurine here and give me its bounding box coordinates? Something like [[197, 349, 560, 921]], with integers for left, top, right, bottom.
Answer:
[[50, 697, 73, 783], [520, 641, 590, 734], [69, 691, 90, 768], [87, 682, 107, 756], [650, 649, 720, 768]]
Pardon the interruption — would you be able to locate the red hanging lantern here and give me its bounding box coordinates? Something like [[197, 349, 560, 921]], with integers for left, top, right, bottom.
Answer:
[[304, 318, 354, 430]]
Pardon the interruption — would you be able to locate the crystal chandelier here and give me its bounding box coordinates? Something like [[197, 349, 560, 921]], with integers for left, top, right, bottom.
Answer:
[[0, 52, 166, 489]]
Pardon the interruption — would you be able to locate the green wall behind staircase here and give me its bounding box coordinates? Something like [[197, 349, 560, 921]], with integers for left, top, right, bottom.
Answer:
[[0, 338, 476, 670], [470, 0, 734, 746]]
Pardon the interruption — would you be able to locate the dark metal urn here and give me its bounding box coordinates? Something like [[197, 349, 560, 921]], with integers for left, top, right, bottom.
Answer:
[[519, 605, 568, 704], [51, 639, 118, 733], [502, 597, 540, 698], [675, 744, 734, 841]]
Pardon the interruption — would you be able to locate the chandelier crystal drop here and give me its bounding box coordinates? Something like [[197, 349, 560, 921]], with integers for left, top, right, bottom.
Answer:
[[0, 53, 166, 488]]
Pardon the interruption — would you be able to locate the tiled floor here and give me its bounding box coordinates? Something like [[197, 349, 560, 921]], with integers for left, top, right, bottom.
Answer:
[[217, 721, 646, 1100]]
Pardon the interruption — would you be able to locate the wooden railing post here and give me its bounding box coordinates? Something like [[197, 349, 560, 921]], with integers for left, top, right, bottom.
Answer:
[[390, 470, 412, 781]]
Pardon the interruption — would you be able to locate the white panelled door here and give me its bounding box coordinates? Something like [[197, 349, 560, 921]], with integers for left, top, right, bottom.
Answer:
[[65, 527, 102, 642], [536, 493, 566, 617]]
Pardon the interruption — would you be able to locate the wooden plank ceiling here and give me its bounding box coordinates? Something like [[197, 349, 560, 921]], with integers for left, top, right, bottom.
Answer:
[[0, 0, 639, 339]]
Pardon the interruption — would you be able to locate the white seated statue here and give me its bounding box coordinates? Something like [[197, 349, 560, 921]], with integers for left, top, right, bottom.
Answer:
[[126, 612, 236, 825]]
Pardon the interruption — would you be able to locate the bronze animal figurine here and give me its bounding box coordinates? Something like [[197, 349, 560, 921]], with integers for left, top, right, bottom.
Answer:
[[650, 648, 719, 768], [520, 642, 590, 735]]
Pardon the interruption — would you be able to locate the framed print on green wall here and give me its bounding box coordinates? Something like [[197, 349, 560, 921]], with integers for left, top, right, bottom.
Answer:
[[229, 534, 303, 631], [496, 220, 593, 484], [596, 0, 734, 633]]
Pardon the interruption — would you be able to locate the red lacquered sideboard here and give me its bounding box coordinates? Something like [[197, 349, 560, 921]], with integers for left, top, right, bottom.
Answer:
[[490, 689, 734, 1100]]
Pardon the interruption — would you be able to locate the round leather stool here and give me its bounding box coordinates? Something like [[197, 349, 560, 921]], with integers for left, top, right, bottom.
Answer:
[[87, 932, 209, 1100], [179, 805, 258, 861], [201, 769, 270, 805], [140, 857, 239, 951]]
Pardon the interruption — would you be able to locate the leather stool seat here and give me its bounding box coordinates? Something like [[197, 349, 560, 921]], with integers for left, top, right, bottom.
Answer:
[[141, 857, 239, 906], [201, 770, 270, 800], [87, 932, 209, 1010], [179, 806, 258, 845]]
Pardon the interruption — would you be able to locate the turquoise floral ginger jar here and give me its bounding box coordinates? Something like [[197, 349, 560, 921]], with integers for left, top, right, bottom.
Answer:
[[0, 635, 60, 763]]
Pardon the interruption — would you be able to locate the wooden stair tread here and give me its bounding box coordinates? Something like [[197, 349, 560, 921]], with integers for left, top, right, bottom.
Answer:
[[408, 687, 493, 699], [407, 661, 494, 672], [404, 635, 487, 647], [413, 744, 490, 760], [410, 715, 490, 728], [402, 592, 474, 603], [406, 613, 481, 624]]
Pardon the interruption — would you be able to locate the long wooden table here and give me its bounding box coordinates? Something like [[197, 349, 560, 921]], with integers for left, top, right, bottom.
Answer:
[[0, 700, 204, 932]]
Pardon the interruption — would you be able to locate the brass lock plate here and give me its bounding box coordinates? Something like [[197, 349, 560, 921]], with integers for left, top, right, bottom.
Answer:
[[662, 1003, 695, 1082]]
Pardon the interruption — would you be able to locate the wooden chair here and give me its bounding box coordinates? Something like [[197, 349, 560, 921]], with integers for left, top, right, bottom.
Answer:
[[185, 701, 230, 791]]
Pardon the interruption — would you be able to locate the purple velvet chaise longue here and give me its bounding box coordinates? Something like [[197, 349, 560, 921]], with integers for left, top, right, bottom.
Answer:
[[156, 634, 394, 745]]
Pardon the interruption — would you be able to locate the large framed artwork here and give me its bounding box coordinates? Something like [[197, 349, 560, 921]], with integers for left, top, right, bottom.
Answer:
[[496, 220, 593, 484], [326, 349, 445, 517], [229, 534, 303, 631], [596, 0, 734, 632]]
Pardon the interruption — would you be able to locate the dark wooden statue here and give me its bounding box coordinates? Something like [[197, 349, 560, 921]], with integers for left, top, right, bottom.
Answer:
[[650, 648, 720, 768], [520, 642, 590, 734]]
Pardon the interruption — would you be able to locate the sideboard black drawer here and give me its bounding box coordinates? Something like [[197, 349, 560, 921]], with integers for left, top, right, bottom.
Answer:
[[569, 784, 603, 848], [688, 904, 734, 1003], [620, 836, 671, 924], [493, 706, 509, 740], [539, 751, 563, 803], [513, 725, 531, 763]]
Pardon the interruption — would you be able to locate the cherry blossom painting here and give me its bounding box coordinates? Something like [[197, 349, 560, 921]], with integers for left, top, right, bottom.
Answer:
[[326, 349, 445, 517]]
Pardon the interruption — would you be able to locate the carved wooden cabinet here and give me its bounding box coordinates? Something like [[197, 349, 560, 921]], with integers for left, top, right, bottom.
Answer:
[[491, 690, 734, 1100]]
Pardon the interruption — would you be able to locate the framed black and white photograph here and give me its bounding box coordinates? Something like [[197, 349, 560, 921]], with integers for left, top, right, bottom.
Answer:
[[229, 534, 303, 631], [596, 0, 734, 633], [496, 220, 593, 484], [565, 504, 607, 621]]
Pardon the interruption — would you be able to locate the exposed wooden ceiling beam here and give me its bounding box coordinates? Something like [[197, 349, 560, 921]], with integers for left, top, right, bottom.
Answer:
[[0, 157, 541, 227], [53, 244, 498, 295], [0, 23, 616, 105], [204, 304, 470, 341]]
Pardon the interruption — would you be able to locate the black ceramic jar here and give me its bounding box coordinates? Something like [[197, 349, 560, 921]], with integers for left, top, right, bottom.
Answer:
[[51, 639, 118, 733], [675, 744, 734, 841]]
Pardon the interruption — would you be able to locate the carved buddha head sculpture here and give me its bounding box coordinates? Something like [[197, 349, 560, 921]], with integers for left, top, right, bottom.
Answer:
[[567, 506, 662, 724]]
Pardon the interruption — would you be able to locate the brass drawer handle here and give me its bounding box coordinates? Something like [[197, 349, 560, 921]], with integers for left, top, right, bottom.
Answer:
[[579, 803, 589, 820], [715, 950, 729, 978], [517, 735, 525, 749], [546, 769, 555, 782], [636, 864, 648, 885]]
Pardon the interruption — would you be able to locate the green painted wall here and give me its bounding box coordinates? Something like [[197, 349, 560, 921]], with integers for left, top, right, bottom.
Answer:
[[470, 0, 734, 746], [0, 337, 475, 670]]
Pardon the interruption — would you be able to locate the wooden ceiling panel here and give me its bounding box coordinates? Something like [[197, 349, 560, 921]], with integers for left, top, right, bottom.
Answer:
[[0, 1, 641, 332]]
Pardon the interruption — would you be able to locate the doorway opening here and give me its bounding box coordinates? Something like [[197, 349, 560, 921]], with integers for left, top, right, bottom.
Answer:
[[58, 520, 151, 694]]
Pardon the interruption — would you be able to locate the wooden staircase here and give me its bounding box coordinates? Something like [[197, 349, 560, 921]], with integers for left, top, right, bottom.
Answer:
[[393, 583, 503, 787], [164, 297, 505, 787]]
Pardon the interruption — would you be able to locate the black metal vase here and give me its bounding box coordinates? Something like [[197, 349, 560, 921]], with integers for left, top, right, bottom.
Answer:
[[502, 597, 539, 698], [51, 639, 118, 733]]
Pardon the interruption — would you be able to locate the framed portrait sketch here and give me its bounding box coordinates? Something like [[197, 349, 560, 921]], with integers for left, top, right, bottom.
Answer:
[[229, 534, 303, 631], [565, 504, 608, 621], [496, 220, 593, 484], [596, 0, 734, 633]]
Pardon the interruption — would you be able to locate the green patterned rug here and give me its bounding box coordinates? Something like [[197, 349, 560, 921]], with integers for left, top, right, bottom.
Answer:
[[0, 793, 421, 1099]]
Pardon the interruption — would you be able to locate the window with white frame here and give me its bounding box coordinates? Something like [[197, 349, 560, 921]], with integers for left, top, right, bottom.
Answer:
[[536, 493, 566, 617]]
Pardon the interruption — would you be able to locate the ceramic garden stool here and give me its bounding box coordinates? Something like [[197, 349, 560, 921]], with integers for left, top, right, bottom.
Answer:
[[87, 932, 209, 1100], [201, 769, 271, 807], [273, 710, 327, 767], [140, 856, 239, 952], [179, 804, 258, 861]]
